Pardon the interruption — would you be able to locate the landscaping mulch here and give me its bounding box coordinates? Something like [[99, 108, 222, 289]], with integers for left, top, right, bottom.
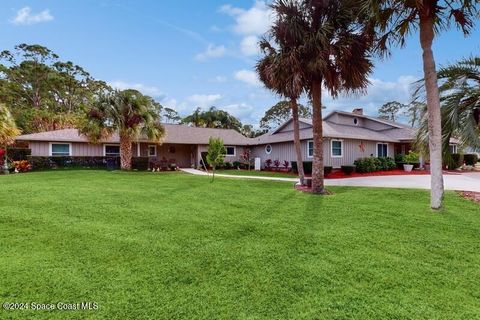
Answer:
[[459, 191, 480, 204]]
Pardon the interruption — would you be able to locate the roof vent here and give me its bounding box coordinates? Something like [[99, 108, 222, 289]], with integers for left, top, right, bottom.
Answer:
[[352, 108, 364, 115]]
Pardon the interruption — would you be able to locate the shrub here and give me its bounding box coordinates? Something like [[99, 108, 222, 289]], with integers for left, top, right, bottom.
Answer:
[[283, 160, 289, 169], [354, 157, 377, 173], [463, 154, 479, 166], [444, 153, 463, 169], [224, 161, 232, 169], [341, 165, 355, 175], [265, 159, 272, 169], [394, 153, 405, 162], [378, 157, 396, 170], [291, 161, 313, 174], [404, 151, 420, 164], [27, 156, 121, 170], [6, 148, 31, 161], [273, 159, 280, 170], [132, 157, 149, 171], [13, 160, 31, 172], [232, 161, 241, 169], [324, 166, 332, 175]]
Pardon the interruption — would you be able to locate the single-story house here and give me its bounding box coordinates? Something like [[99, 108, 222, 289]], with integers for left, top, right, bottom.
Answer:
[[15, 108, 458, 168]]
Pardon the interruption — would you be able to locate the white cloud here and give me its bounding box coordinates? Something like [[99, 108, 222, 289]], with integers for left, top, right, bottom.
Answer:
[[234, 70, 262, 87], [11, 7, 54, 26], [220, 1, 274, 57], [195, 44, 227, 61], [220, 1, 273, 36], [108, 81, 165, 98], [209, 75, 227, 83], [322, 75, 419, 116], [240, 35, 260, 56], [187, 94, 223, 108]]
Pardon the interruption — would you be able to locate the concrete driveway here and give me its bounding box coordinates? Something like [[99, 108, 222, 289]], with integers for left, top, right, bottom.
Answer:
[[326, 173, 480, 192], [181, 168, 480, 192]]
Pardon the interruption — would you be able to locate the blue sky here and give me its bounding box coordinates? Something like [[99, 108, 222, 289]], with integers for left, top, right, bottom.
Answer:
[[1, 1, 479, 126]]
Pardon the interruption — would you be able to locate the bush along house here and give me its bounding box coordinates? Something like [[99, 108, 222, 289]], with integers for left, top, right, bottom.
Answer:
[[15, 109, 458, 170]]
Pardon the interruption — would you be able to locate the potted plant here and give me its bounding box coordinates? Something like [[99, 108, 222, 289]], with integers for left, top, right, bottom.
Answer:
[[403, 151, 419, 172]]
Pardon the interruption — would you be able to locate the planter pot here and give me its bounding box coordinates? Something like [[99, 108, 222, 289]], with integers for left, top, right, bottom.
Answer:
[[403, 164, 414, 172]]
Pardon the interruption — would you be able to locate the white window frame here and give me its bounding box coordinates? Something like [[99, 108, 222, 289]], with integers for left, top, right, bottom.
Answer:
[[449, 144, 457, 154], [265, 144, 272, 155], [103, 144, 120, 157], [225, 146, 236, 157], [148, 145, 157, 157], [331, 139, 343, 158], [376, 143, 389, 158], [307, 140, 314, 158], [49, 142, 72, 157]]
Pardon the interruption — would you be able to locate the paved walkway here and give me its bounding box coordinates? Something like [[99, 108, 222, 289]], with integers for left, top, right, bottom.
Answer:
[[179, 168, 480, 192]]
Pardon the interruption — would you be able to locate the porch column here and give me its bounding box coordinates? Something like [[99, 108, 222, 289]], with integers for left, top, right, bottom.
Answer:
[[137, 143, 141, 157], [419, 154, 425, 169]]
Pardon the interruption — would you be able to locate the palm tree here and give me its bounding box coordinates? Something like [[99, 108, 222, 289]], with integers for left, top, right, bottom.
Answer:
[[81, 89, 165, 170], [415, 56, 480, 156], [271, 0, 373, 193], [256, 7, 308, 185], [365, 0, 479, 209], [0, 104, 21, 173]]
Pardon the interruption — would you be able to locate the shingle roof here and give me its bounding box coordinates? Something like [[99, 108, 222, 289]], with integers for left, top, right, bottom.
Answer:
[[253, 120, 400, 144], [15, 125, 252, 145]]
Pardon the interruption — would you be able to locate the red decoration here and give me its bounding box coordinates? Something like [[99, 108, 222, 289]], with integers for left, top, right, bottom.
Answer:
[[358, 141, 365, 152]]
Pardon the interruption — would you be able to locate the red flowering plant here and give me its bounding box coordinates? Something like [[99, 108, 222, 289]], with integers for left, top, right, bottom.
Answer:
[[283, 160, 289, 171], [265, 159, 272, 170], [273, 159, 280, 171], [13, 160, 31, 172]]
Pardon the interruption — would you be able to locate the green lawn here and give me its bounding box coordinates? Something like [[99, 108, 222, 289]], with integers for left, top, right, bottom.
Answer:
[[1, 170, 479, 319], [215, 169, 297, 178]]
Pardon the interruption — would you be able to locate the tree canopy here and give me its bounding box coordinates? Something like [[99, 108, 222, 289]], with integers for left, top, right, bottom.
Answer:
[[0, 44, 108, 134], [259, 101, 311, 131]]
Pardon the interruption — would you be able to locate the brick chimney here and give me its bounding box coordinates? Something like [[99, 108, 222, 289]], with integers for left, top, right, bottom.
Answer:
[[352, 108, 363, 115]]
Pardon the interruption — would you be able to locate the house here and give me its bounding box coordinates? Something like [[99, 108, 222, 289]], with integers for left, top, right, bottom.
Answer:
[[15, 125, 251, 168], [15, 108, 458, 168], [249, 108, 427, 168]]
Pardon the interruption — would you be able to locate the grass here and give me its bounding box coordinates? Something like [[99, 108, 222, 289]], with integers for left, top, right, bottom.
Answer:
[[0, 170, 479, 319], [214, 169, 296, 178]]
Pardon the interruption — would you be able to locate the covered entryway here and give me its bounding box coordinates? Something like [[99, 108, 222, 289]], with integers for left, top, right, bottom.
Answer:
[[134, 142, 197, 168]]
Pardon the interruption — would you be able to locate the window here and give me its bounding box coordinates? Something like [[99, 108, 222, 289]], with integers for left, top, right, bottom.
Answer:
[[265, 144, 272, 155], [377, 143, 388, 158], [50, 143, 70, 156], [449, 144, 457, 154], [307, 141, 314, 158], [225, 146, 235, 156], [331, 140, 343, 157], [104, 145, 120, 157], [148, 145, 157, 157], [353, 118, 358, 125]]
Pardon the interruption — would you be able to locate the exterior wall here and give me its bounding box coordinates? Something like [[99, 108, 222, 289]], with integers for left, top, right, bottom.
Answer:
[[327, 113, 392, 131], [30, 141, 103, 157], [277, 120, 311, 133], [251, 138, 394, 168], [196, 144, 245, 167]]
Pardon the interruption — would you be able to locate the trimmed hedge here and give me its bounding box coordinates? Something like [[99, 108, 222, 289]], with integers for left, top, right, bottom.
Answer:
[[132, 157, 149, 170], [341, 165, 355, 175], [291, 161, 312, 174], [464, 154, 479, 166], [354, 157, 396, 173], [28, 156, 123, 171], [6, 148, 31, 161]]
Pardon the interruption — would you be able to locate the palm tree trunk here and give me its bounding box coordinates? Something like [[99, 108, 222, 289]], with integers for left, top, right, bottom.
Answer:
[[119, 133, 133, 170], [291, 99, 305, 185], [420, 16, 444, 210], [311, 80, 325, 194]]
